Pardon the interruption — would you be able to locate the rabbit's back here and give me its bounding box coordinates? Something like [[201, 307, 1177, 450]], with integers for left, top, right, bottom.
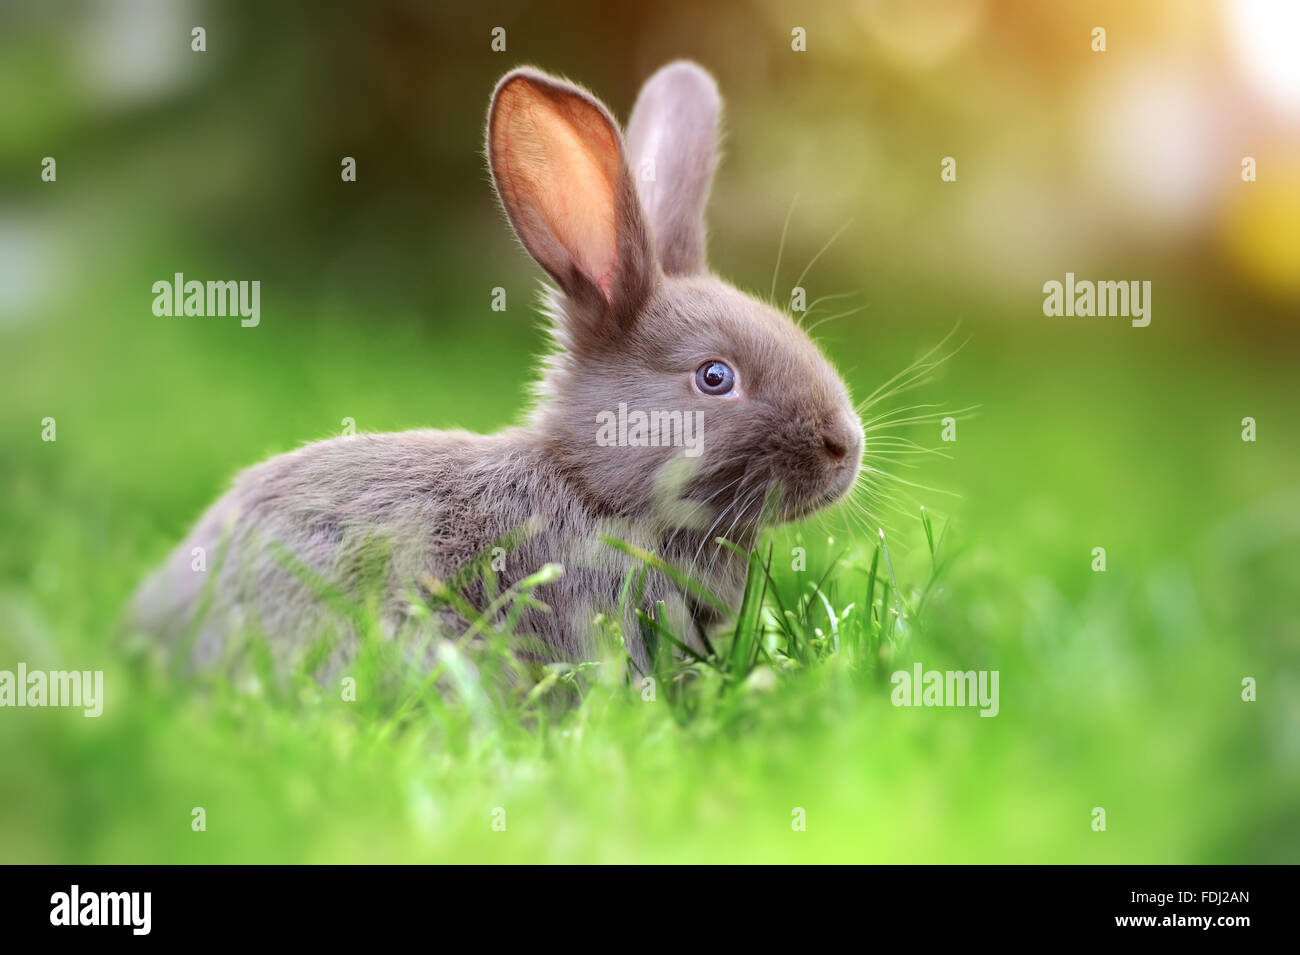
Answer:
[[132, 428, 621, 672]]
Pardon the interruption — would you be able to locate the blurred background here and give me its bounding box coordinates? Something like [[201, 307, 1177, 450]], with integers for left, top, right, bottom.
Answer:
[[0, 0, 1297, 862]]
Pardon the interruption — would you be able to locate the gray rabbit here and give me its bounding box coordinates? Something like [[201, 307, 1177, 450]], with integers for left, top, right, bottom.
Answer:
[[133, 62, 864, 675]]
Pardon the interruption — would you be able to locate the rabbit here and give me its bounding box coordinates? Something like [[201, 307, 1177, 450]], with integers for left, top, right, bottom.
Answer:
[[132, 61, 865, 677]]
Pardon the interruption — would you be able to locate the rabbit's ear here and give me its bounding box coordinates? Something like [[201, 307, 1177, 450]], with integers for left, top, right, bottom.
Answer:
[[489, 68, 655, 340], [625, 61, 721, 276]]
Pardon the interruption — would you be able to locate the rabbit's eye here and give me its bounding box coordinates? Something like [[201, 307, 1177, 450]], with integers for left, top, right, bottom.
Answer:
[[695, 360, 736, 396]]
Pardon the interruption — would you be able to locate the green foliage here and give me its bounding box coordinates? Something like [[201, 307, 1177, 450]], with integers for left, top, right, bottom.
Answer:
[[2, 232, 1296, 865]]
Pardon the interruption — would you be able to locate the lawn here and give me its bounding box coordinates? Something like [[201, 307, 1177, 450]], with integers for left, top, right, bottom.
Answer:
[[2, 233, 1295, 863]]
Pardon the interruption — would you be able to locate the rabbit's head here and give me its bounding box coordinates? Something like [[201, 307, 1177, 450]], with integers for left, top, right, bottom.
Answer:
[[488, 63, 862, 533]]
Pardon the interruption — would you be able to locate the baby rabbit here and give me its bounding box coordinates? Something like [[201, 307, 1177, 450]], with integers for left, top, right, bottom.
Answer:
[[133, 62, 864, 675]]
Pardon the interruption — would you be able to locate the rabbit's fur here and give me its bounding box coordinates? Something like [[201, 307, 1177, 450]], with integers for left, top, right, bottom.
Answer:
[[133, 62, 864, 676]]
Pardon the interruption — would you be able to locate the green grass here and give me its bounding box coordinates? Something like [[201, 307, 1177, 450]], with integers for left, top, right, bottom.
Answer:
[[1, 514, 1288, 864], [1, 248, 1297, 864]]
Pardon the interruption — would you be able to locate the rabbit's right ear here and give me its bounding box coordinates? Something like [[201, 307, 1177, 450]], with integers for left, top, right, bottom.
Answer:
[[489, 69, 655, 345], [626, 62, 721, 276]]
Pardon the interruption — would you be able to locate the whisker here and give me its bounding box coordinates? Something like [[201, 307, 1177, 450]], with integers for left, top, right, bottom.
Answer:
[[661, 472, 745, 556], [689, 480, 753, 573], [860, 464, 963, 498], [862, 405, 981, 432], [797, 291, 861, 327], [864, 444, 953, 460], [856, 325, 969, 412], [860, 400, 952, 423], [769, 193, 798, 305], [803, 304, 868, 337], [791, 220, 853, 302]]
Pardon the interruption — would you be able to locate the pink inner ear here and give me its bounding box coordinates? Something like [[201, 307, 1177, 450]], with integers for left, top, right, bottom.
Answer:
[[494, 80, 621, 301]]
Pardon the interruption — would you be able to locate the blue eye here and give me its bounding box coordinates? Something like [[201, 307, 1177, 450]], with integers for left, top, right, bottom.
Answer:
[[695, 360, 736, 396]]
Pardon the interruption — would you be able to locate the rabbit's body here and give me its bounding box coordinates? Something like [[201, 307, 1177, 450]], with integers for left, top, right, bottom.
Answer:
[[136, 426, 740, 672], [134, 62, 862, 676]]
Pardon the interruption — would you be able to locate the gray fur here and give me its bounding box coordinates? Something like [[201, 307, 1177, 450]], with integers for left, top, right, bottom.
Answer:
[[626, 61, 721, 275], [132, 63, 864, 677]]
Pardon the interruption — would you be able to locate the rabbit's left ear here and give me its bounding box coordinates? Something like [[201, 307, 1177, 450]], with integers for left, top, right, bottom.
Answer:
[[489, 68, 656, 342], [626, 61, 721, 276]]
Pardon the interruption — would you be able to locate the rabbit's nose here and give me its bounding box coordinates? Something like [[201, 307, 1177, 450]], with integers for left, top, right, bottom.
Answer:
[[821, 417, 862, 464], [822, 433, 848, 461]]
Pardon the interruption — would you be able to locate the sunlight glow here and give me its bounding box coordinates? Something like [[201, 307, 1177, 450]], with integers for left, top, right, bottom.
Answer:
[[1225, 0, 1300, 110]]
